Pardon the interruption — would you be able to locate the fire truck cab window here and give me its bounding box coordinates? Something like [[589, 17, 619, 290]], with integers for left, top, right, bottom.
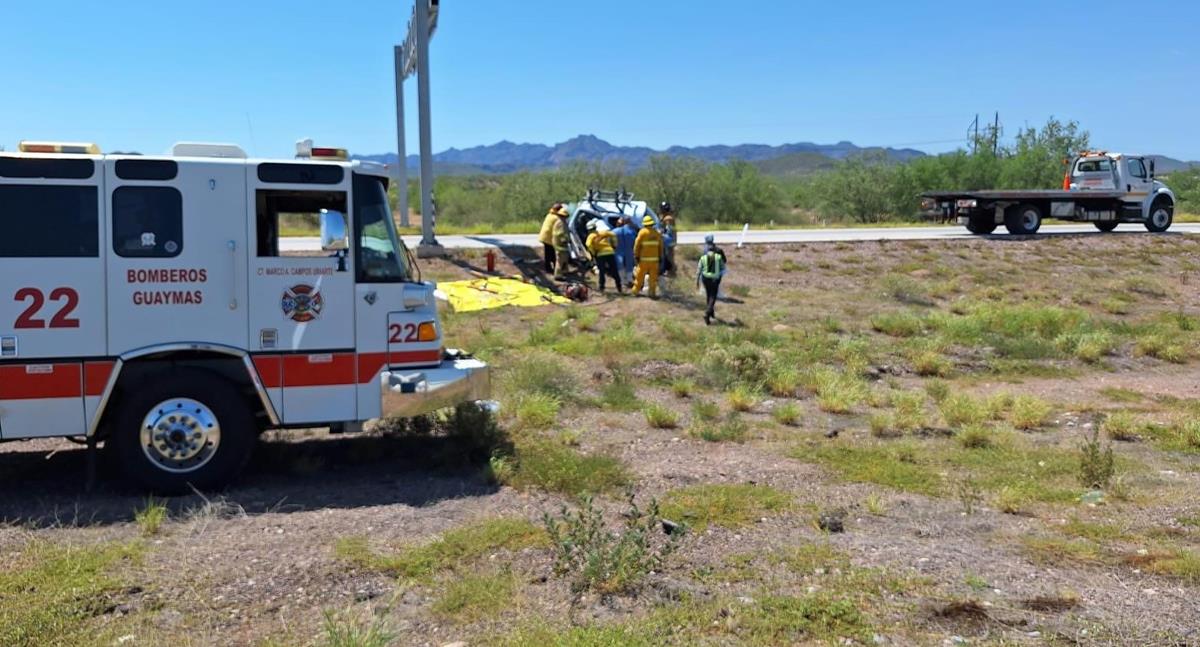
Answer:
[[256, 190, 347, 257], [353, 173, 410, 282], [0, 184, 99, 257], [112, 187, 183, 258]]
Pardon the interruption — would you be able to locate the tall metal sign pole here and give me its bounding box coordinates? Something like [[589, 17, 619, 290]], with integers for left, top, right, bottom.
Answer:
[[392, 45, 409, 228], [396, 0, 443, 256]]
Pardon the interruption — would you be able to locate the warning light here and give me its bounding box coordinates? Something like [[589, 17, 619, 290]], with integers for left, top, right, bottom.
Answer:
[[18, 141, 101, 155], [296, 138, 349, 160]]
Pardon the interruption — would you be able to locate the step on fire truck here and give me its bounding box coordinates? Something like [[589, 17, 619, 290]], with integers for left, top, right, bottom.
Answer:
[[0, 139, 489, 493]]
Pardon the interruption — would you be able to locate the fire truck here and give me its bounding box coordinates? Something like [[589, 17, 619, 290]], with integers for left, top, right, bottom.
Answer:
[[0, 139, 489, 493]]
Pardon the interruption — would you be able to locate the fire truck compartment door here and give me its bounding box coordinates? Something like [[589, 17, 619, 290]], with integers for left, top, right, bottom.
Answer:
[[104, 160, 249, 352]]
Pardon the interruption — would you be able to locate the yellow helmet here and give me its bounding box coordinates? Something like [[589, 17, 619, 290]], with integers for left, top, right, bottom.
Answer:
[[642, 215, 655, 227]]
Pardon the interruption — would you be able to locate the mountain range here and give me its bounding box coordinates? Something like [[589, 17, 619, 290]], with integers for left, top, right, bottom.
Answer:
[[355, 135, 1199, 177], [356, 134, 927, 175]]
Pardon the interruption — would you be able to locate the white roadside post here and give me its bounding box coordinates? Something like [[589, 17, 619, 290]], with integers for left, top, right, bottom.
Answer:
[[398, 0, 444, 257]]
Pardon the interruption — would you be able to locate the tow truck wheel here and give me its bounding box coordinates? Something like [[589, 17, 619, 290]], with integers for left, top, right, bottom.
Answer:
[[965, 215, 997, 235], [110, 369, 255, 495], [1094, 221, 1119, 232], [1004, 204, 1042, 235], [1145, 198, 1173, 233]]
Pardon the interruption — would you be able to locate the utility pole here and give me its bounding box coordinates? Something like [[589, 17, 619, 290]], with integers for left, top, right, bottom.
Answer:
[[992, 111, 1000, 157], [969, 114, 979, 154], [397, 0, 443, 257]]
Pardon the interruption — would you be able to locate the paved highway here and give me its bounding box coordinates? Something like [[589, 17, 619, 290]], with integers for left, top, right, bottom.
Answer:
[[280, 223, 1200, 252]]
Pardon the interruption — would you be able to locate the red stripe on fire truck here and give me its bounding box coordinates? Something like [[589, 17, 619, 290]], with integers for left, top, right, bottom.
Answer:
[[0, 363, 83, 400]]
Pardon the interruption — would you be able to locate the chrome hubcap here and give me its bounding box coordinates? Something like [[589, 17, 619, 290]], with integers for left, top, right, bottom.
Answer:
[[1022, 211, 1038, 229], [140, 398, 220, 474], [1153, 209, 1170, 228]]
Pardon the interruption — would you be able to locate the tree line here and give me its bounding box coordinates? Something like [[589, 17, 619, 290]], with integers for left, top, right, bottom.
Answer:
[[395, 118, 1197, 228]]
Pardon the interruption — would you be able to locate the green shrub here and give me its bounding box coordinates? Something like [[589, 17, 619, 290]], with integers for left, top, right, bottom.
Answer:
[[1134, 332, 1188, 363], [660, 484, 792, 531], [940, 393, 988, 427], [765, 365, 801, 397], [924, 379, 950, 403], [772, 402, 802, 426], [911, 350, 952, 377], [870, 311, 923, 337], [691, 399, 720, 422], [501, 440, 631, 498], [890, 390, 928, 432], [670, 378, 696, 398], [320, 610, 394, 647], [1079, 429, 1115, 489], [727, 385, 761, 412], [544, 496, 678, 594], [601, 374, 641, 411], [691, 413, 749, 443], [1008, 395, 1052, 430], [501, 352, 580, 401], [644, 403, 680, 429], [1102, 411, 1141, 441], [432, 569, 518, 622], [957, 424, 993, 449], [512, 393, 561, 430], [701, 342, 772, 387], [135, 498, 168, 537], [1056, 330, 1117, 363]]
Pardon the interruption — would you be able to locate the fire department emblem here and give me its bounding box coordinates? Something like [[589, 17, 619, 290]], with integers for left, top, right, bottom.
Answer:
[[282, 284, 323, 322]]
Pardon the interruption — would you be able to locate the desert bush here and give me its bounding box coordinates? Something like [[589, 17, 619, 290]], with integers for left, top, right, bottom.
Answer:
[[544, 496, 678, 594], [1008, 395, 1052, 430], [1079, 429, 1115, 489], [691, 413, 749, 443], [644, 403, 680, 429], [940, 393, 988, 427], [772, 402, 802, 426], [1102, 411, 1142, 442], [701, 342, 772, 387], [727, 384, 761, 412], [135, 498, 168, 537]]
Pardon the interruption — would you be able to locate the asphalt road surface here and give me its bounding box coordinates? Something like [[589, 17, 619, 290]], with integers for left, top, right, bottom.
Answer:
[[280, 223, 1200, 252]]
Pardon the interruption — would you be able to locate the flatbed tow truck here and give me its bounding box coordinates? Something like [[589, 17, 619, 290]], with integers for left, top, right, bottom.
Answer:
[[922, 151, 1176, 235]]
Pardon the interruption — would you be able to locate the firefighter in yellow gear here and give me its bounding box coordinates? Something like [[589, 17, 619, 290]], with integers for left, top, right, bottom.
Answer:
[[632, 215, 663, 297], [585, 219, 622, 293], [538, 203, 567, 274], [551, 206, 571, 280]]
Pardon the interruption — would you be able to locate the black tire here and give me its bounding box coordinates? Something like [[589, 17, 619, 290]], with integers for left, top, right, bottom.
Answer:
[[965, 215, 997, 235], [1004, 203, 1042, 235], [1094, 221, 1119, 232], [1145, 197, 1174, 233], [110, 369, 256, 495]]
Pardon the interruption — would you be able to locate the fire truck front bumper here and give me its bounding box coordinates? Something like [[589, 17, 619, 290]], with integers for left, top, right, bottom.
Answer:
[[380, 350, 492, 419]]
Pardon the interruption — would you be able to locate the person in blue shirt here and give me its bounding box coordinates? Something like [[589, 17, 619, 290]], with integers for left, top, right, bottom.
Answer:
[[613, 216, 638, 284]]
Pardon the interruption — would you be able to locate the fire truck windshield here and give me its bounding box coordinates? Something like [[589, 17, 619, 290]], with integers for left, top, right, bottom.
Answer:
[[353, 173, 410, 282]]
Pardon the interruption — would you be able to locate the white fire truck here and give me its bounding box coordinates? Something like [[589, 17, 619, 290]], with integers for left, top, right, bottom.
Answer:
[[0, 140, 489, 493]]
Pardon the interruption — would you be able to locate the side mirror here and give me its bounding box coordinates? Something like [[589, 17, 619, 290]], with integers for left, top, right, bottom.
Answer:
[[402, 284, 427, 310], [1149, 159, 1156, 179], [319, 209, 349, 252]]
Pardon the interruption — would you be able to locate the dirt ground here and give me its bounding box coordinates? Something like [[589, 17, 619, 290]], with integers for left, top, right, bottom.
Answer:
[[3, 232, 1200, 646]]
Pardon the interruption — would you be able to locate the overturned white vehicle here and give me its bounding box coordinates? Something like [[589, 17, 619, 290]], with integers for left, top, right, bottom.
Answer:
[[564, 189, 662, 268]]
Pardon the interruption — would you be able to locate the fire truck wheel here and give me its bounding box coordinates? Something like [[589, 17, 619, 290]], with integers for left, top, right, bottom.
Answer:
[[1004, 204, 1042, 235], [965, 215, 997, 235], [111, 370, 255, 495], [1093, 221, 1119, 232], [1145, 198, 1173, 233]]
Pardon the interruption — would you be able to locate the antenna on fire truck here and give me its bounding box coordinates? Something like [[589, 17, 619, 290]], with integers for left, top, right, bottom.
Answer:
[[395, 0, 444, 258]]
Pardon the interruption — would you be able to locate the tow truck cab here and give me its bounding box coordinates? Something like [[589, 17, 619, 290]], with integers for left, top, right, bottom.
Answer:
[[0, 139, 489, 493]]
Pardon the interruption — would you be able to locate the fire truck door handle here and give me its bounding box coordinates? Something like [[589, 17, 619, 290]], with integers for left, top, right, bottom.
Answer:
[[227, 240, 238, 310]]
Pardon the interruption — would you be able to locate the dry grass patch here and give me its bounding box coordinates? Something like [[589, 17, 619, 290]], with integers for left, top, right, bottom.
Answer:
[[660, 483, 792, 531]]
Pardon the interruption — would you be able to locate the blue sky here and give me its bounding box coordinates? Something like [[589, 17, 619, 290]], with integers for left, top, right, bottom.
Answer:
[[2, 0, 1197, 159]]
